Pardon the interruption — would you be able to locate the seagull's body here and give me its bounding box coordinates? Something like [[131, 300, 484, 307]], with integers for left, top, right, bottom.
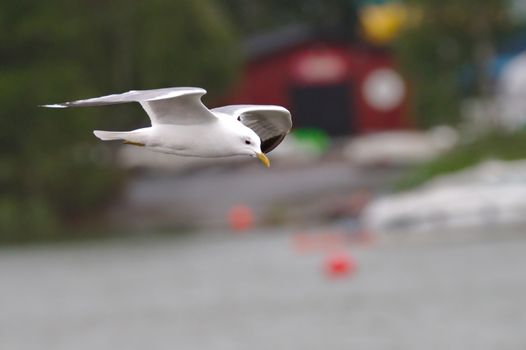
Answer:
[[94, 117, 251, 157], [43, 87, 292, 167]]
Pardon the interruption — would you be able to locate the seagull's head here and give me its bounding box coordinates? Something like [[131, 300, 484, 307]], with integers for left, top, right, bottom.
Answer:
[[234, 126, 270, 167]]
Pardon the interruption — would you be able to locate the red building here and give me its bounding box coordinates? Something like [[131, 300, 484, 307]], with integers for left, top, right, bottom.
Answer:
[[223, 25, 410, 136]]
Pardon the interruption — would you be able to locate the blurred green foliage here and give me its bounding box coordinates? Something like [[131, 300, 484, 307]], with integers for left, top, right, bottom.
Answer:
[[0, 0, 240, 242], [394, 0, 513, 127], [292, 128, 330, 155], [396, 129, 526, 190]]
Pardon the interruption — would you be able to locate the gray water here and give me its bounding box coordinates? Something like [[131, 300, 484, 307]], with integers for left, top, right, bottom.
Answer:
[[1, 230, 526, 350]]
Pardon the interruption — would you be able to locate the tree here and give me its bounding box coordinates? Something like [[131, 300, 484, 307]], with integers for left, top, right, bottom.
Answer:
[[0, 0, 240, 241], [393, 0, 513, 127]]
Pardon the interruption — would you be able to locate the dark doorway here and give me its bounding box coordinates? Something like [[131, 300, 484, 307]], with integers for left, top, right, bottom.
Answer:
[[290, 83, 352, 136]]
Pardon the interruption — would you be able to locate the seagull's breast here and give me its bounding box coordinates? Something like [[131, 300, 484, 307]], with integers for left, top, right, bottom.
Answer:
[[146, 122, 236, 157]]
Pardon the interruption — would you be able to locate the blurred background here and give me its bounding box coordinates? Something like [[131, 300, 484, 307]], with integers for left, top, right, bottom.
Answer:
[[2, 0, 526, 348]]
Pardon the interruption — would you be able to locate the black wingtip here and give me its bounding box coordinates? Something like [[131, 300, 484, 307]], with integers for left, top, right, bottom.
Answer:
[[261, 133, 287, 154]]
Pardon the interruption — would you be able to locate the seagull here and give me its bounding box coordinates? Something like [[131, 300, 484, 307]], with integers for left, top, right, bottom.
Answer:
[[42, 87, 292, 167]]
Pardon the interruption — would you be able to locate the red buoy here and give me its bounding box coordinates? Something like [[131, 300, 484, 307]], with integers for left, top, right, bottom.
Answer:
[[324, 252, 357, 278]]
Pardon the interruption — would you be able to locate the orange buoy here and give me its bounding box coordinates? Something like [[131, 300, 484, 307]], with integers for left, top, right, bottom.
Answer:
[[228, 205, 254, 232]]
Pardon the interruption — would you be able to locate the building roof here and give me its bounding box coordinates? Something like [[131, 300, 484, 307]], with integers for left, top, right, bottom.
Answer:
[[243, 23, 385, 60], [243, 23, 317, 59]]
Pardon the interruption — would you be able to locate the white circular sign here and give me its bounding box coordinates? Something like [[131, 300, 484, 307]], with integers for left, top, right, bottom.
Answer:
[[362, 68, 405, 111]]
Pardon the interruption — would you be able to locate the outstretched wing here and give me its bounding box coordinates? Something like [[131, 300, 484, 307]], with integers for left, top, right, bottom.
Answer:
[[41, 87, 217, 125], [212, 105, 292, 153]]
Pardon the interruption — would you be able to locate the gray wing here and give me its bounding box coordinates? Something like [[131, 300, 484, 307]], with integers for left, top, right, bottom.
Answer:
[[41, 87, 217, 125], [212, 105, 292, 153]]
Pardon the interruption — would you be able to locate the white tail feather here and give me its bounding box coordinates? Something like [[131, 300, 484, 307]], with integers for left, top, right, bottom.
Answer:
[[93, 130, 130, 141]]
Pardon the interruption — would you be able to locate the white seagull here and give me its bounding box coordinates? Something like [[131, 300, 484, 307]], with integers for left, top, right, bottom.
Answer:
[[42, 87, 292, 167]]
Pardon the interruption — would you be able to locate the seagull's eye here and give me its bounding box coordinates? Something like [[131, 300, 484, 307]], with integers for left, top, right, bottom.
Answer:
[[245, 140, 251, 145]]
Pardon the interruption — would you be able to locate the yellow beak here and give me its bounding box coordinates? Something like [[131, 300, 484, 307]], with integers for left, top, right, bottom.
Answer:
[[256, 152, 270, 167]]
